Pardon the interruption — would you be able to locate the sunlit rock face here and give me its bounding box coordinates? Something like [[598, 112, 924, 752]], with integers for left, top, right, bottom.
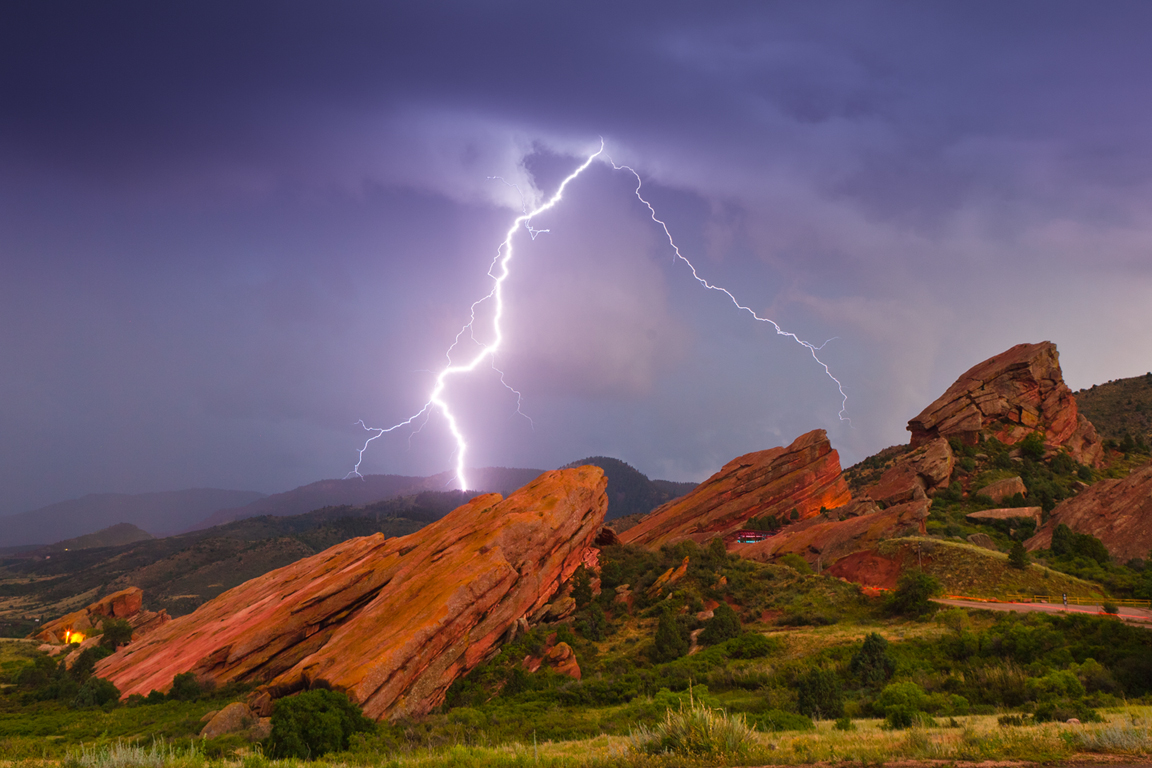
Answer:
[[908, 341, 1103, 467], [619, 429, 851, 549], [97, 466, 607, 721], [1026, 463, 1152, 562]]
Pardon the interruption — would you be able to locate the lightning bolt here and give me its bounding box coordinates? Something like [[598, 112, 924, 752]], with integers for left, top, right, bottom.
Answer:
[[609, 160, 851, 424], [348, 142, 606, 488], [351, 140, 851, 489]]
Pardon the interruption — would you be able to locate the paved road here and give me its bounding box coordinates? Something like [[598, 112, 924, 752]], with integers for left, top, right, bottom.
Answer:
[[936, 597, 1152, 625]]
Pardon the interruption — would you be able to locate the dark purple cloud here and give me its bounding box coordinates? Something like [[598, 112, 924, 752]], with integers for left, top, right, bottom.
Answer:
[[3, 1, 1152, 515]]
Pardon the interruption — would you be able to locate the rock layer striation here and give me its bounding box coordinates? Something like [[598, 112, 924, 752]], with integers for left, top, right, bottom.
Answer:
[[908, 341, 1103, 466], [619, 430, 850, 548], [1025, 463, 1152, 562], [96, 467, 607, 721]]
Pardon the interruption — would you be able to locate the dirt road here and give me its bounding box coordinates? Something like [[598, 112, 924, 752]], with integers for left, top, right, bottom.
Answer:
[[935, 597, 1152, 625]]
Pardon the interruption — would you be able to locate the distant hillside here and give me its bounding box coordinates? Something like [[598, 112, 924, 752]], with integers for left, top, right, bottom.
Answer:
[[1075, 372, 1152, 442], [0, 489, 266, 548], [189, 467, 546, 530], [0, 490, 480, 624], [40, 523, 153, 553], [561, 456, 695, 521]]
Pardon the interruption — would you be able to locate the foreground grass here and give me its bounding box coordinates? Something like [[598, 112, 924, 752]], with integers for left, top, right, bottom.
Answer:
[[2, 708, 1149, 768]]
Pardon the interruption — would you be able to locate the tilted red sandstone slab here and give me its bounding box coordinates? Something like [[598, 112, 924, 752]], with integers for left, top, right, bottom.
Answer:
[[96, 466, 607, 721], [1025, 463, 1152, 562], [619, 430, 850, 548], [731, 499, 931, 569], [907, 341, 1102, 467]]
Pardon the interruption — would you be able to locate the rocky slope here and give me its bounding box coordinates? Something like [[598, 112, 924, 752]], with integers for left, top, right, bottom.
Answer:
[[618, 430, 850, 548], [908, 341, 1103, 466], [1025, 463, 1152, 562], [96, 467, 607, 721]]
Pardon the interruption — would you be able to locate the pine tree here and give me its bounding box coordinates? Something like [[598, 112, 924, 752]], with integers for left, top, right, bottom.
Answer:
[[1009, 541, 1029, 570]]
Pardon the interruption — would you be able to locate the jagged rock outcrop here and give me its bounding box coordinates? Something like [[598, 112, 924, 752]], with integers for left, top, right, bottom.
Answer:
[[978, 476, 1027, 503], [33, 587, 169, 645], [860, 437, 954, 504], [619, 430, 850, 548], [908, 342, 1103, 467], [96, 467, 607, 721], [733, 498, 930, 569], [967, 533, 999, 550], [1025, 463, 1152, 562]]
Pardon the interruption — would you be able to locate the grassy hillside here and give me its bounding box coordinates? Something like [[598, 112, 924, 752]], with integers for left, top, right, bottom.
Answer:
[[1076, 372, 1152, 442]]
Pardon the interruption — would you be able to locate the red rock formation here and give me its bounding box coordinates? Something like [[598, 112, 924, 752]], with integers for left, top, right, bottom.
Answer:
[[1025, 463, 1152, 562], [978, 476, 1027, 503], [34, 587, 169, 645], [861, 438, 954, 504], [907, 342, 1103, 466], [620, 430, 850, 548], [733, 499, 930, 569], [96, 467, 607, 721], [522, 633, 581, 680]]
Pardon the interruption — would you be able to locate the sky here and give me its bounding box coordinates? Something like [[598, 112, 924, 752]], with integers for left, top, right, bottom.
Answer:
[[3, 1, 1152, 515]]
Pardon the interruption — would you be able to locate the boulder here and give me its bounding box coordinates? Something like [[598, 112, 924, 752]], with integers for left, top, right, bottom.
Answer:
[[521, 633, 581, 680], [733, 498, 931, 569], [965, 507, 1042, 526], [200, 702, 252, 739], [908, 342, 1103, 467], [620, 430, 850, 548], [862, 438, 954, 504], [96, 467, 607, 722], [978, 476, 1027, 503], [1025, 463, 1152, 562]]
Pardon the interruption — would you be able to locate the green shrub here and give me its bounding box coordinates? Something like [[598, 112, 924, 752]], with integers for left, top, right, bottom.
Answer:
[[850, 632, 896, 687], [167, 672, 204, 701], [888, 571, 941, 617], [699, 603, 741, 645], [747, 709, 815, 732], [99, 618, 133, 650], [723, 632, 777, 659], [1102, 602, 1119, 615], [1009, 541, 1029, 570], [1032, 698, 1103, 723], [570, 566, 593, 610], [267, 688, 375, 759], [652, 609, 689, 662], [834, 715, 856, 731], [796, 667, 843, 719], [629, 701, 754, 757], [778, 553, 812, 575], [71, 676, 120, 709], [884, 704, 915, 729], [878, 680, 927, 713]]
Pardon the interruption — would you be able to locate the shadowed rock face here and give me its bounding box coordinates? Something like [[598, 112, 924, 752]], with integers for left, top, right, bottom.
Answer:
[[96, 467, 607, 721], [618, 430, 850, 548], [861, 438, 954, 505], [1025, 463, 1152, 562], [908, 341, 1103, 467]]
